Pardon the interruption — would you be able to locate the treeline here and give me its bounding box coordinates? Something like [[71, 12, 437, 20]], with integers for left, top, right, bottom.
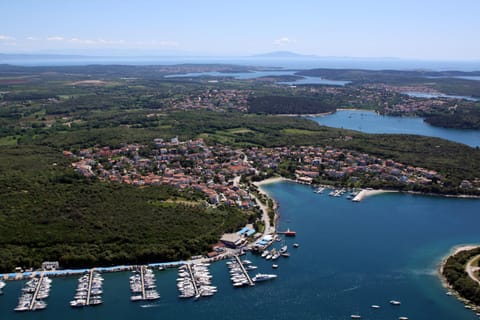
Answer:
[[249, 95, 337, 114], [424, 106, 480, 129], [443, 247, 480, 306]]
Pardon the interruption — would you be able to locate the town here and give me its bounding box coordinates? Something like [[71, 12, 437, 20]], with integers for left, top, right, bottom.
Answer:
[[68, 137, 445, 208]]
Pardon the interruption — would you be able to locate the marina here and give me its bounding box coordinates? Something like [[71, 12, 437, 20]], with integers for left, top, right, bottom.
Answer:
[[228, 255, 255, 287], [0, 182, 479, 319], [177, 262, 216, 299], [69, 269, 103, 307], [130, 266, 160, 301], [14, 272, 51, 312]]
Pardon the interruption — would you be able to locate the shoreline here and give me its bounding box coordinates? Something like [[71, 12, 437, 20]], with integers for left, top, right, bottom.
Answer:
[[438, 244, 480, 309]]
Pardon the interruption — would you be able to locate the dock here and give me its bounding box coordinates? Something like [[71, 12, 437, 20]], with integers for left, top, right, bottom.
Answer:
[[139, 266, 146, 299], [28, 272, 45, 310], [85, 269, 95, 305], [185, 263, 200, 297], [233, 255, 254, 286], [15, 272, 51, 312]]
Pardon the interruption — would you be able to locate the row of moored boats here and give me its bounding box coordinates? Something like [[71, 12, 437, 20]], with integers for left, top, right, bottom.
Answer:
[[70, 271, 103, 308], [177, 263, 217, 299], [130, 266, 160, 301], [227, 256, 277, 287], [14, 275, 51, 312]]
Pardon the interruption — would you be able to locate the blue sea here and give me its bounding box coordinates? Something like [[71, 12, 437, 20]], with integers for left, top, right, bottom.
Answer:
[[1, 183, 479, 319], [310, 110, 480, 147]]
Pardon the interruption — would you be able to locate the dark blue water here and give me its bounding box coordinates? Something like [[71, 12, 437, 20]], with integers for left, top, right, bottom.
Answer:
[[1, 182, 479, 319], [403, 91, 479, 101], [310, 110, 480, 147], [2, 57, 480, 72], [164, 70, 349, 86]]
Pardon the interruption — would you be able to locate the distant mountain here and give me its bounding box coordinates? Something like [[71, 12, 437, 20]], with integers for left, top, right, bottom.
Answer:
[[251, 51, 319, 59]]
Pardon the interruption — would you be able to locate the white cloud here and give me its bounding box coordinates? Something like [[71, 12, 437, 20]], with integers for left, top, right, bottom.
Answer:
[[274, 37, 296, 46], [26, 36, 40, 41], [47, 36, 65, 41], [0, 34, 15, 41]]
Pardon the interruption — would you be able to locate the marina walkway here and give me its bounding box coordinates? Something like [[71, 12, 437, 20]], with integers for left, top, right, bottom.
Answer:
[[233, 255, 254, 286], [29, 272, 45, 310]]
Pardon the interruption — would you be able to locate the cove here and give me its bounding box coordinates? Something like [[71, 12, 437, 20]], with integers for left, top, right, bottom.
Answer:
[[310, 109, 480, 147]]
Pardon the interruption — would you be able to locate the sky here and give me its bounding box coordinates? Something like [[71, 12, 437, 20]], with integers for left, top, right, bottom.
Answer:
[[1, 0, 479, 60]]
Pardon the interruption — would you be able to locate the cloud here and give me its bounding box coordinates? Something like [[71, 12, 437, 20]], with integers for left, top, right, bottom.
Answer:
[[274, 37, 296, 46], [0, 34, 15, 41], [26, 36, 40, 41], [47, 36, 65, 41]]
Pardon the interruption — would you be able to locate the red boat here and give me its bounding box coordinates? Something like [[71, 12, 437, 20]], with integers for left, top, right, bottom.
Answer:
[[283, 229, 296, 237]]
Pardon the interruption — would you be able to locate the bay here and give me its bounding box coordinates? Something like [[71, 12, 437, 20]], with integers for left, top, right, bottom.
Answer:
[[164, 70, 349, 86], [402, 91, 479, 102], [310, 110, 480, 147], [1, 182, 479, 319]]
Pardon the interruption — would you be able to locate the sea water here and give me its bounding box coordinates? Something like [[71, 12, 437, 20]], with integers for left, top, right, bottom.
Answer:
[[311, 110, 480, 147], [1, 182, 479, 319]]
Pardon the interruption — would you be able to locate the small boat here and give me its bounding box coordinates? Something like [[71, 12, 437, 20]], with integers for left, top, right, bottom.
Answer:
[[279, 245, 288, 254], [281, 252, 290, 258], [398, 317, 409, 320], [371, 305, 381, 309], [445, 291, 453, 296], [293, 243, 299, 248], [261, 250, 269, 258], [351, 315, 361, 319], [390, 300, 401, 305], [283, 229, 296, 237], [272, 264, 279, 269]]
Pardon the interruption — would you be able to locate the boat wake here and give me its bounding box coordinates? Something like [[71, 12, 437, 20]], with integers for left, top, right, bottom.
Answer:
[[341, 285, 361, 293], [140, 303, 161, 308]]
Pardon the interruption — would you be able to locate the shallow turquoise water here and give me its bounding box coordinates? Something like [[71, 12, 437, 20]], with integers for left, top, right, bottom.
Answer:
[[1, 182, 479, 319], [310, 109, 480, 147]]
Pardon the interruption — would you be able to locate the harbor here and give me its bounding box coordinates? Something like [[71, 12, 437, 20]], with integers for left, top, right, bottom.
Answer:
[[177, 262, 217, 299], [130, 266, 160, 301], [228, 255, 255, 287], [14, 272, 51, 312], [0, 182, 479, 319], [70, 269, 104, 307]]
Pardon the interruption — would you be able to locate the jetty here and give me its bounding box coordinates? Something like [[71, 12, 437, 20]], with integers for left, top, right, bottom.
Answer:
[[233, 255, 254, 286], [130, 266, 160, 301], [15, 273, 51, 312], [85, 269, 95, 305], [29, 273, 47, 310], [70, 269, 103, 307], [186, 264, 200, 297]]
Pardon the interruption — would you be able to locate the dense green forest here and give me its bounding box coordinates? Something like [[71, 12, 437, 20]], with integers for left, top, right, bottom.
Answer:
[[0, 145, 250, 271], [443, 247, 480, 306]]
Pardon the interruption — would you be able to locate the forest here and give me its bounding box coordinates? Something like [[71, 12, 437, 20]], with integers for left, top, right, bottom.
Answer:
[[443, 248, 480, 306]]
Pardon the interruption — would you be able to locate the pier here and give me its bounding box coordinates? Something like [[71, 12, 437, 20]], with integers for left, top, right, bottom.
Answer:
[[140, 266, 146, 299], [185, 263, 200, 297], [85, 269, 95, 305], [28, 272, 45, 310], [233, 255, 254, 286]]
